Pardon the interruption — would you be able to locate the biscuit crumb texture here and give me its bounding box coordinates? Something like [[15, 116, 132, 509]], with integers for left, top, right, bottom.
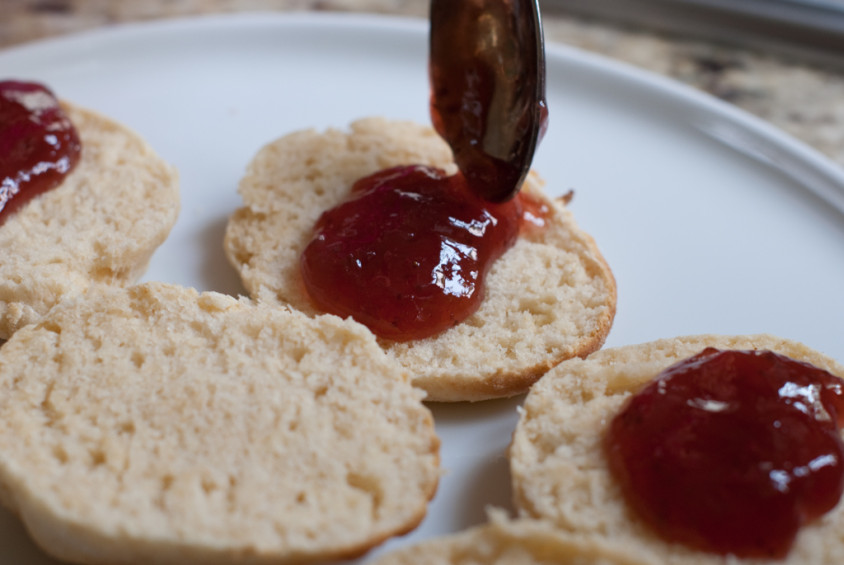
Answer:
[[223, 118, 617, 401], [510, 334, 844, 564], [371, 509, 658, 565], [0, 102, 180, 339], [0, 282, 439, 565]]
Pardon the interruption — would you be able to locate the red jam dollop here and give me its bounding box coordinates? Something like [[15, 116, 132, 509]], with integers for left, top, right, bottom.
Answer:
[[300, 165, 548, 341], [0, 80, 81, 224], [606, 348, 844, 559]]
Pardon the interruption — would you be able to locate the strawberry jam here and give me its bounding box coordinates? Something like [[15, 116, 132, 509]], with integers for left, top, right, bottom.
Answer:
[[1, 80, 81, 224], [299, 2, 550, 340], [300, 165, 545, 341], [606, 348, 844, 559]]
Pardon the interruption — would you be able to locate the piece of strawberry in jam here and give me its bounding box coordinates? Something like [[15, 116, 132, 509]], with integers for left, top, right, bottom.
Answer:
[[606, 348, 844, 559], [300, 165, 548, 342], [1, 80, 81, 224]]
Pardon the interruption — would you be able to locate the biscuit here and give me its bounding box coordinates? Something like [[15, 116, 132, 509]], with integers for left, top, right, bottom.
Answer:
[[0, 102, 180, 339], [223, 117, 616, 401], [509, 334, 844, 564], [371, 510, 657, 565], [0, 282, 439, 564]]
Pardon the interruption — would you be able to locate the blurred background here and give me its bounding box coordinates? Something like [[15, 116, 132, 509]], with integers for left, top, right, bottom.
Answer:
[[547, 0, 844, 68]]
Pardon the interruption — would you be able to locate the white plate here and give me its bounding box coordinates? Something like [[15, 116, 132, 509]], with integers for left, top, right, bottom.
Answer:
[[2, 12, 844, 564]]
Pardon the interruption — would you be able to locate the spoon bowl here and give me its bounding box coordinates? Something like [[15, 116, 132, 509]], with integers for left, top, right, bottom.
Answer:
[[429, 0, 547, 202]]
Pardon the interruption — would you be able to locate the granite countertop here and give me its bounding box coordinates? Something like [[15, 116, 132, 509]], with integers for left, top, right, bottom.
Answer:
[[2, 0, 844, 169]]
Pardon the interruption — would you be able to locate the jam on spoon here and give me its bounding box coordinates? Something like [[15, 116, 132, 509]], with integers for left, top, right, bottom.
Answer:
[[430, 0, 547, 203], [1, 80, 81, 224], [299, 1, 549, 341], [606, 348, 844, 559]]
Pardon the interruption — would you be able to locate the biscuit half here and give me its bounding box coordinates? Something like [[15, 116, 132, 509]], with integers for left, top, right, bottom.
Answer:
[[509, 334, 844, 564], [0, 282, 440, 565], [371, 509, 658, 565], [0, 102, 180, 339], [223, 117, 616, 402]]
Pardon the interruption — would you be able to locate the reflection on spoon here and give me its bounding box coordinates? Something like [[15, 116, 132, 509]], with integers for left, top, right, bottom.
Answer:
[[429, 0, 548, 202]]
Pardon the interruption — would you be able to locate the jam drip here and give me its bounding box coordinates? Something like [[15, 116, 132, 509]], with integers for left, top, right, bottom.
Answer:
[[299, 3, 550, 341], [429, 0, 547, 202], [0, 80, 81, 223], [300, 165, 544, 342], [606, 348, 844, 559]]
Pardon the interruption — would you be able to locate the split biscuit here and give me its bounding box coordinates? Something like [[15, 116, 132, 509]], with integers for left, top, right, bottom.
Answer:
[[0, 282, 439, 565], [224, 117, 616, 402], [0, 102, 180, 339], [371, 509, 657, 565], [509, 334, 844, 564]]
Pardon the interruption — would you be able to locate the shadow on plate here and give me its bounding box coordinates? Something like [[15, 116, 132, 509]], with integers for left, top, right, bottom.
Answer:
[[456, 452, 515, 528], [197, 213, 248, 298], [0, 507, 67, 564]]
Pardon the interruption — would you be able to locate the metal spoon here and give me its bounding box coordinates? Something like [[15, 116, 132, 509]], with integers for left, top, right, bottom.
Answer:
[[429, 0, 547, 202]]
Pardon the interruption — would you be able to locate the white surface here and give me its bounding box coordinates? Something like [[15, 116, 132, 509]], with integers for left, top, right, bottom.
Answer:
[[1, 12, 843, 564]]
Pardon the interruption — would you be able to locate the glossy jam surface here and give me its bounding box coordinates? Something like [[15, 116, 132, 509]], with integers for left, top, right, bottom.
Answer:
[[300, 165, 546, 341], [0, 80, 81, 223], [429, 0, 547, 202], [299, 2, 550, 338], [606, 348, 844, 559]]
